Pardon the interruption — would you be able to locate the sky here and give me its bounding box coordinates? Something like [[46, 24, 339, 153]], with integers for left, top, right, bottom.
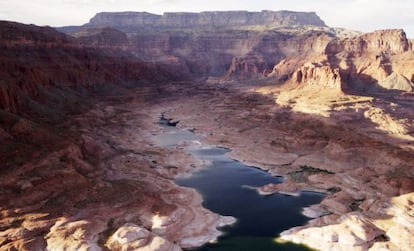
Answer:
[[1, 0, 413, 38]]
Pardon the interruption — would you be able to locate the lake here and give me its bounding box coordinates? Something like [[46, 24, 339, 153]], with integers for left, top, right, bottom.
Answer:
[[154, 118, 324, 251]]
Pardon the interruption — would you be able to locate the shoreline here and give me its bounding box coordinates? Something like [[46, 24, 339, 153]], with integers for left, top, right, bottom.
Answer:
[[158, 112, 329, 249], [1, 81, 413, 250], [158, 82, 414, 251]]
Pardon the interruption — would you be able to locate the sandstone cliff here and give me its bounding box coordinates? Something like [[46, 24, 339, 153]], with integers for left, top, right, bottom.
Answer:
[[59, 11, 328, 79], [0, 21, 179, 113], [271, 29, 414, 93], [60, 11, 414, 92], [87, 10, 326, 31]]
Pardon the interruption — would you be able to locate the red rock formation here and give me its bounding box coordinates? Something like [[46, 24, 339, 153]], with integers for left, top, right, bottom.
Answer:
[[0, 21, 175, 112], [292, 62, 343, 89], [272, 29, 414, 93], [326, 29, 411, 56], [226, 55, 269, 80], [58, 13, 414, 89], [59, 13, 330, 79]]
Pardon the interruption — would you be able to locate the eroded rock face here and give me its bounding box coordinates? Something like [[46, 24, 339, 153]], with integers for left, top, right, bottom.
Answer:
[[60, 12, 330, 79], [272, 29, 414, 93], [87, 10, 326, 30], [280, 213, 386, 251], [0, 21, 178, 112], [280, 193, 414, 251], [327, 29, 411, 55], [292, 62, 343, 90]]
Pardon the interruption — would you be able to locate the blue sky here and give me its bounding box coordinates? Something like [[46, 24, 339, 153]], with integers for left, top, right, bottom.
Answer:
[[1, 0, 413, 37]]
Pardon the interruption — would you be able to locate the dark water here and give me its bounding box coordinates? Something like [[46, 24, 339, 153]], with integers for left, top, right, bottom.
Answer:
[[154, 121, 323, 251]]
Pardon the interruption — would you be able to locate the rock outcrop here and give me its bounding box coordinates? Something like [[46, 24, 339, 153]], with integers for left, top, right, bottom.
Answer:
[[326, 29, 411, 55], [271, 29, 414, 93], [291, 62, 342, 89], [326, 29, 414, 92], [105, 223, 181, 251], [280, 193, 414, 251]]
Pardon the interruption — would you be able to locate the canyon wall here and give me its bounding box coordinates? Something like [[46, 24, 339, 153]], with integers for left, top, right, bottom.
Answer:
[[87, 10, 326, 30], [272, 29, 414, 93], [0, 21, 179, 113], [69, 28, 337, 80], [60, 11, 329, 79], [65, 11, 414, 92], [0, 22, 233, 251]]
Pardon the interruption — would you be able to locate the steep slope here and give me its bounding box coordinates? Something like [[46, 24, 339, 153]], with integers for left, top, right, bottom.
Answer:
[[0, 22, 235, 251], [86, 10, 326, 31], [59, 11, 330, 79], [0, 21, 186, 113], [271, 29, 414, 94]]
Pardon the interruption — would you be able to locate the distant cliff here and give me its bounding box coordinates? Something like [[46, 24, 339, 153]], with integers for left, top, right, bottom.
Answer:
[[65, 13, 414, 92], [87, 10, 326, 30]]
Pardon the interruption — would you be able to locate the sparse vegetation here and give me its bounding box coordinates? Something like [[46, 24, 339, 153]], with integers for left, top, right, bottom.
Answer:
[[299, 165, 335, 175], [289, 165, 335, 175], [288, 165, 335, 182], [327, 186, 342, 193], [349, 199, 364, 211]]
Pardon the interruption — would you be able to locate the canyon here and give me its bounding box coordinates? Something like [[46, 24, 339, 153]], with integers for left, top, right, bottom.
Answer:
[[0, 10, 413, 251]]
